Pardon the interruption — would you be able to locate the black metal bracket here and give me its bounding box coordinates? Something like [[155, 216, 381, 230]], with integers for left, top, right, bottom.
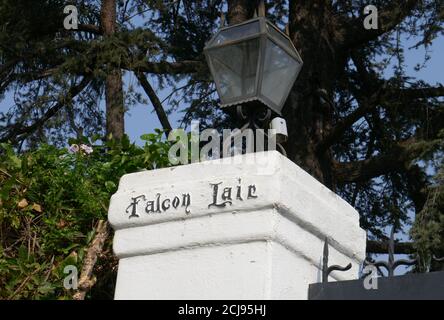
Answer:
[[364, 227, 417, 277], [233, 104, 287, 156], [236, 104, 272, 131], [322, 238, 352, 283]]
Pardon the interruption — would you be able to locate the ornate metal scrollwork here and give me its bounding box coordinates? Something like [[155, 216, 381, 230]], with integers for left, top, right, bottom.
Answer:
[[221, 104, 287, 156], [363, 227, 417, 277], [236, 105, 272, 131], [322, 238, 352, 283]]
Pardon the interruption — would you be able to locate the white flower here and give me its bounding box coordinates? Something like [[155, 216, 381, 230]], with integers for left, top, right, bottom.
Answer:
[[80, 144, 93, 155], [68, 144, 80, 154]]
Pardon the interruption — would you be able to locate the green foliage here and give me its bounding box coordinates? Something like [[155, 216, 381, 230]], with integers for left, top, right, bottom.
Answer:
[[0, 131, 171, 299], [411, 159, 444, 272]]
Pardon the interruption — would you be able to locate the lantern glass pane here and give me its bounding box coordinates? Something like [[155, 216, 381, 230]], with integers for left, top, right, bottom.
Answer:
[[261, 39, 300, 107], [266, 23, 292, 49], [209, 38, 260, 101], [212, 21, 260, 45]]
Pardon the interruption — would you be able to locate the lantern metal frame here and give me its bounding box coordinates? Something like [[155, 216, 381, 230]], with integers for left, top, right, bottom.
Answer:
[[204, 16, 303, 116]]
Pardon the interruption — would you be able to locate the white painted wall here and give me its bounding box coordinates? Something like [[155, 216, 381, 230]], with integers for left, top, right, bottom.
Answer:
[[109, 151, 367, 300]]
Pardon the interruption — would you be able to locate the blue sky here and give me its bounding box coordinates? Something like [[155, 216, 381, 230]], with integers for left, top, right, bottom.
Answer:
[[123, 33, 444, 144]]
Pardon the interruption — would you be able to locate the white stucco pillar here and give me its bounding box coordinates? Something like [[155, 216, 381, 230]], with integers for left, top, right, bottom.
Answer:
[[108, 151, 366, 300]]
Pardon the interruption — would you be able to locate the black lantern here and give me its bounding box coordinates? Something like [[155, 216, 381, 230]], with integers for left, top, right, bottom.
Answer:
[[204, 16, 303, 116]]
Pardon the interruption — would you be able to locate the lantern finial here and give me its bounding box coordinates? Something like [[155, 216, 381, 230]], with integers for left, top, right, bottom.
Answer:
[[219, 12, 226, 28], [258, 0, 266, 17], [285, 24, 290, 36]]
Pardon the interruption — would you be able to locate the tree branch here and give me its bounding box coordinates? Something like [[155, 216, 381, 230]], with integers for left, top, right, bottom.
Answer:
[[136, 71, 172, 135], [394, 86, 444, 100], [0, 77, 91, 143], [73, 220, 110, 300], [318, 50, 444, 152], [317, 85, 444, 152], [126, 60, 204, 75], [342, 0, 420, 48], [317, 94, 378, 152], [77, 24, 103, 35], [367, 240, 416, 255], [334, 138, 436, 184]]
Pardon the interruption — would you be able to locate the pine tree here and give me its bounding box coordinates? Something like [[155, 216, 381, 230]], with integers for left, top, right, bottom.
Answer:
[[0, 0, 443, 267]]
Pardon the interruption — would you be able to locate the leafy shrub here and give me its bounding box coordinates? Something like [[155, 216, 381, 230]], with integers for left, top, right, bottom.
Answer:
[[411, 161, 444, 272], [0, 131, 171, 299]]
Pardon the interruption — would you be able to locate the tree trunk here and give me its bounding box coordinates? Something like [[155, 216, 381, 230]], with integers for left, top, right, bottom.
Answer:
[[284, 0, 346, 189], [73, 220, 110, 300], [101, 0, 125, 140], [227, 0, 257, 25]]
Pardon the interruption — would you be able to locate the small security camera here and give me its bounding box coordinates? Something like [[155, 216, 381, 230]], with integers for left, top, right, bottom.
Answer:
[[270, 117, 288, 143]]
